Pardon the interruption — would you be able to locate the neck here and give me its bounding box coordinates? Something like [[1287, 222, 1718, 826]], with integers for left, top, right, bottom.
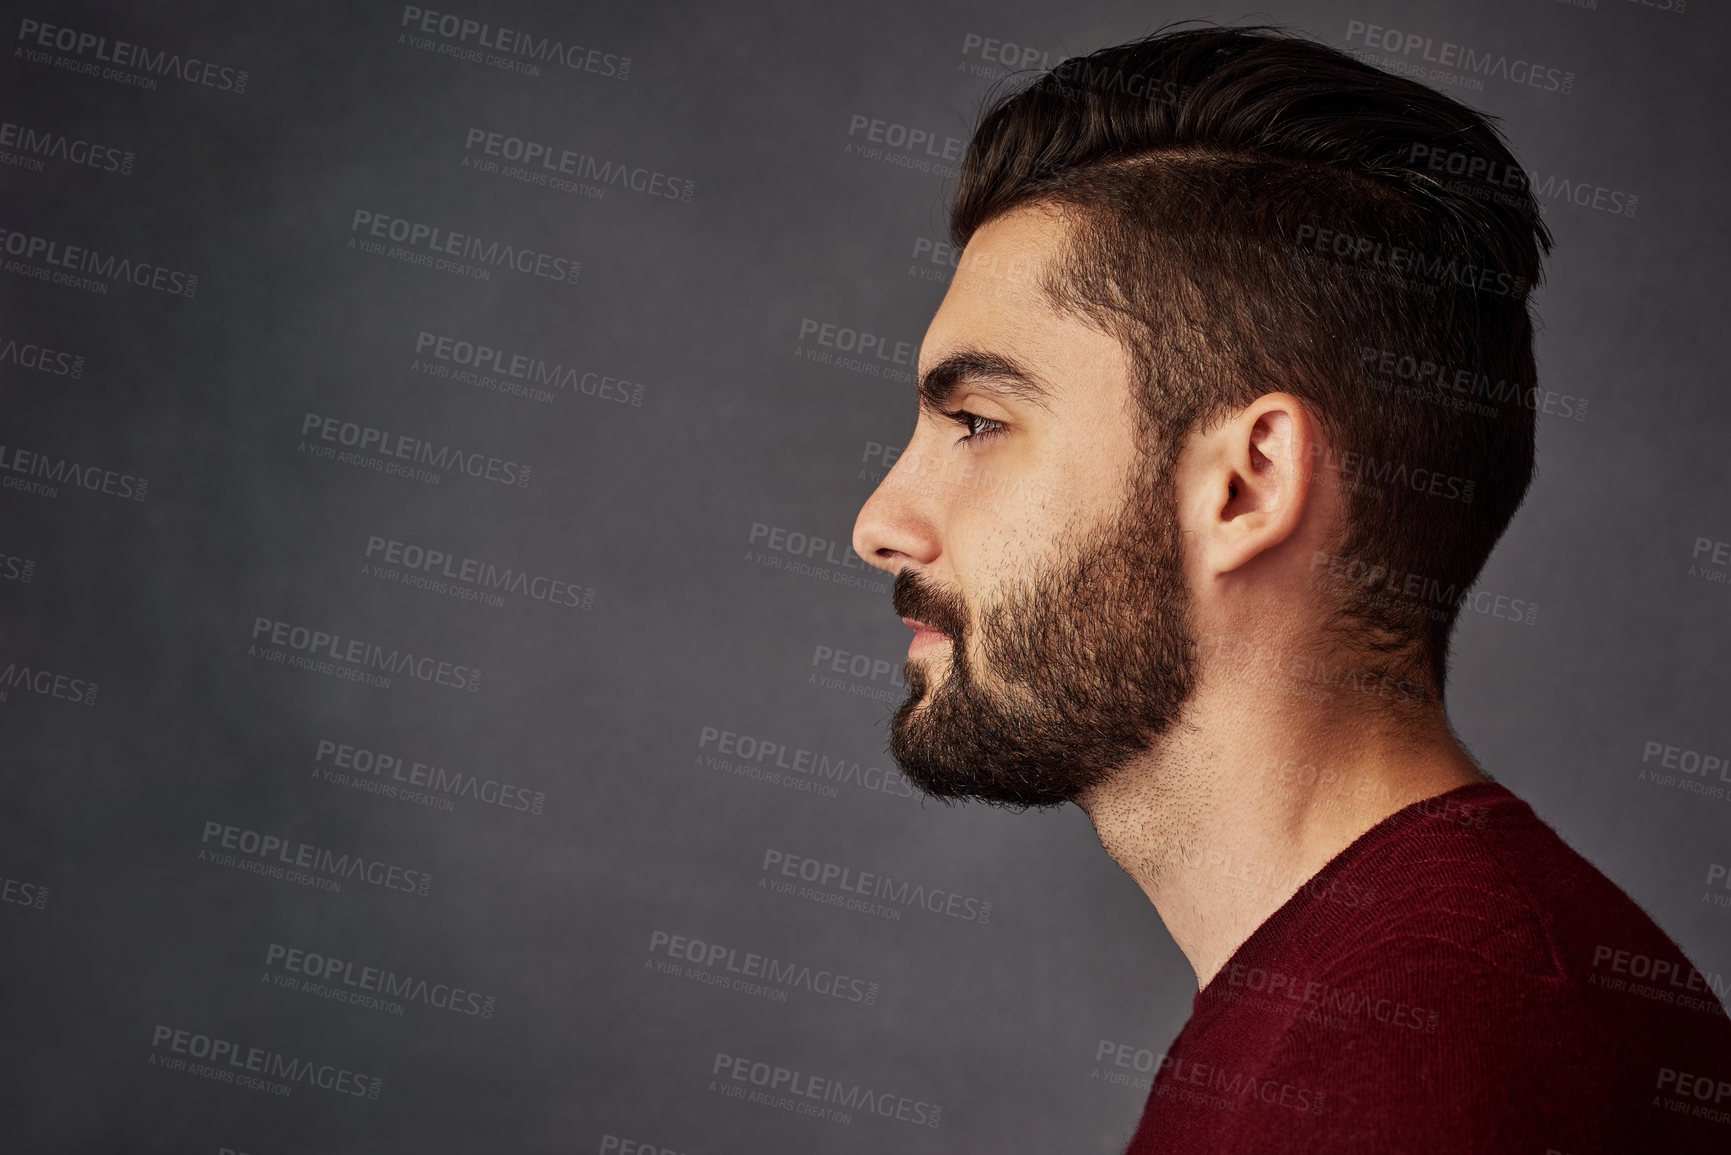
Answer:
[[1075, 664, 1486, 990]]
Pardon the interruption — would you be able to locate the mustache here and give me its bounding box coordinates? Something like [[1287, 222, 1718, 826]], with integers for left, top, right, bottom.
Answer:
[[892, 569, 969, 640]]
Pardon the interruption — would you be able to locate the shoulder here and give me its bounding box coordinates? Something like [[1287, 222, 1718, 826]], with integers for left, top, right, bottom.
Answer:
[[1212, 935, 1693, 1154], [1321, 798, 1566, 982], [1199, 786, 1731, 1150]]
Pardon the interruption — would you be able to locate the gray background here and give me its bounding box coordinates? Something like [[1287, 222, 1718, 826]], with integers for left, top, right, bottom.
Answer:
[[2, 0, 1727, 1151]]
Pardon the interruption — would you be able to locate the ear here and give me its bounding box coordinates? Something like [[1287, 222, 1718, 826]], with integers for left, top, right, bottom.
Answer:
[[1185, 393, 1316, 578]]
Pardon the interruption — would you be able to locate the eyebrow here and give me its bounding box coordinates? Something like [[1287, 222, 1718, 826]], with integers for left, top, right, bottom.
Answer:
[[916, 348, 1055, 414]]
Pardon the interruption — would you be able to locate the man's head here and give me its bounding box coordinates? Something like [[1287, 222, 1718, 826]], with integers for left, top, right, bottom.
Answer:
[[851, 25, 1552, 808]]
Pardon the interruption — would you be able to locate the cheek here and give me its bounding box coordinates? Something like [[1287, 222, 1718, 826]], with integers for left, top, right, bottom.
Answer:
[[948, 508, 1071, 637], [950, 505, 1041, 593], [943, 433, 1128, 599]]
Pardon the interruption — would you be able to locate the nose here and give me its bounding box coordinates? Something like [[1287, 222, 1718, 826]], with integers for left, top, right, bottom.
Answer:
[[853, 444, 941, 577]]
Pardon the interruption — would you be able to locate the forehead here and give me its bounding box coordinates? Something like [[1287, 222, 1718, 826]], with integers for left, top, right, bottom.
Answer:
[[929, 207, 1065, 336], [918, 207, 1134, 415]]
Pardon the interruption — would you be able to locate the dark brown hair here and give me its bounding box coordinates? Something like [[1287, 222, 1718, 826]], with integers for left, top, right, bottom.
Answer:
[[952, 24, 1553, 697]]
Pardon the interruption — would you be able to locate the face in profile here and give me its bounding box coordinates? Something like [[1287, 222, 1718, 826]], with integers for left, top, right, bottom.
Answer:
[[853, 208, 1200, 809]]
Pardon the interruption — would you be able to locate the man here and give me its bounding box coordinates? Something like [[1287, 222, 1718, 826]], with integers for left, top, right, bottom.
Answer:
[[851, 25, 1731, 1154]]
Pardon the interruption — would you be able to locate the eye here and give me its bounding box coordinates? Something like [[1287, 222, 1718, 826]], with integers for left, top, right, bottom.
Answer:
[[945, 408, 1007, 446]]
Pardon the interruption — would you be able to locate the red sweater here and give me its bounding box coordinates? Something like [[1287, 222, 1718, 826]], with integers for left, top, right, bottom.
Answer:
[[1123, 782, 1731, 1153]]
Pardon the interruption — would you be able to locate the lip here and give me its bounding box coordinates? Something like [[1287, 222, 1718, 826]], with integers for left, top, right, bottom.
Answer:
[[902, 617, 951, 656]]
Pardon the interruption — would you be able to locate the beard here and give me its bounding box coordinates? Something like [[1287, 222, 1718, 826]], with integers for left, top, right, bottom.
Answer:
[[887, 446, 1198, 809]]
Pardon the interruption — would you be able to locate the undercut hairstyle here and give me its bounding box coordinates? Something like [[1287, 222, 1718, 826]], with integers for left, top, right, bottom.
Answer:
[[952, 24, 1553, 698]]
